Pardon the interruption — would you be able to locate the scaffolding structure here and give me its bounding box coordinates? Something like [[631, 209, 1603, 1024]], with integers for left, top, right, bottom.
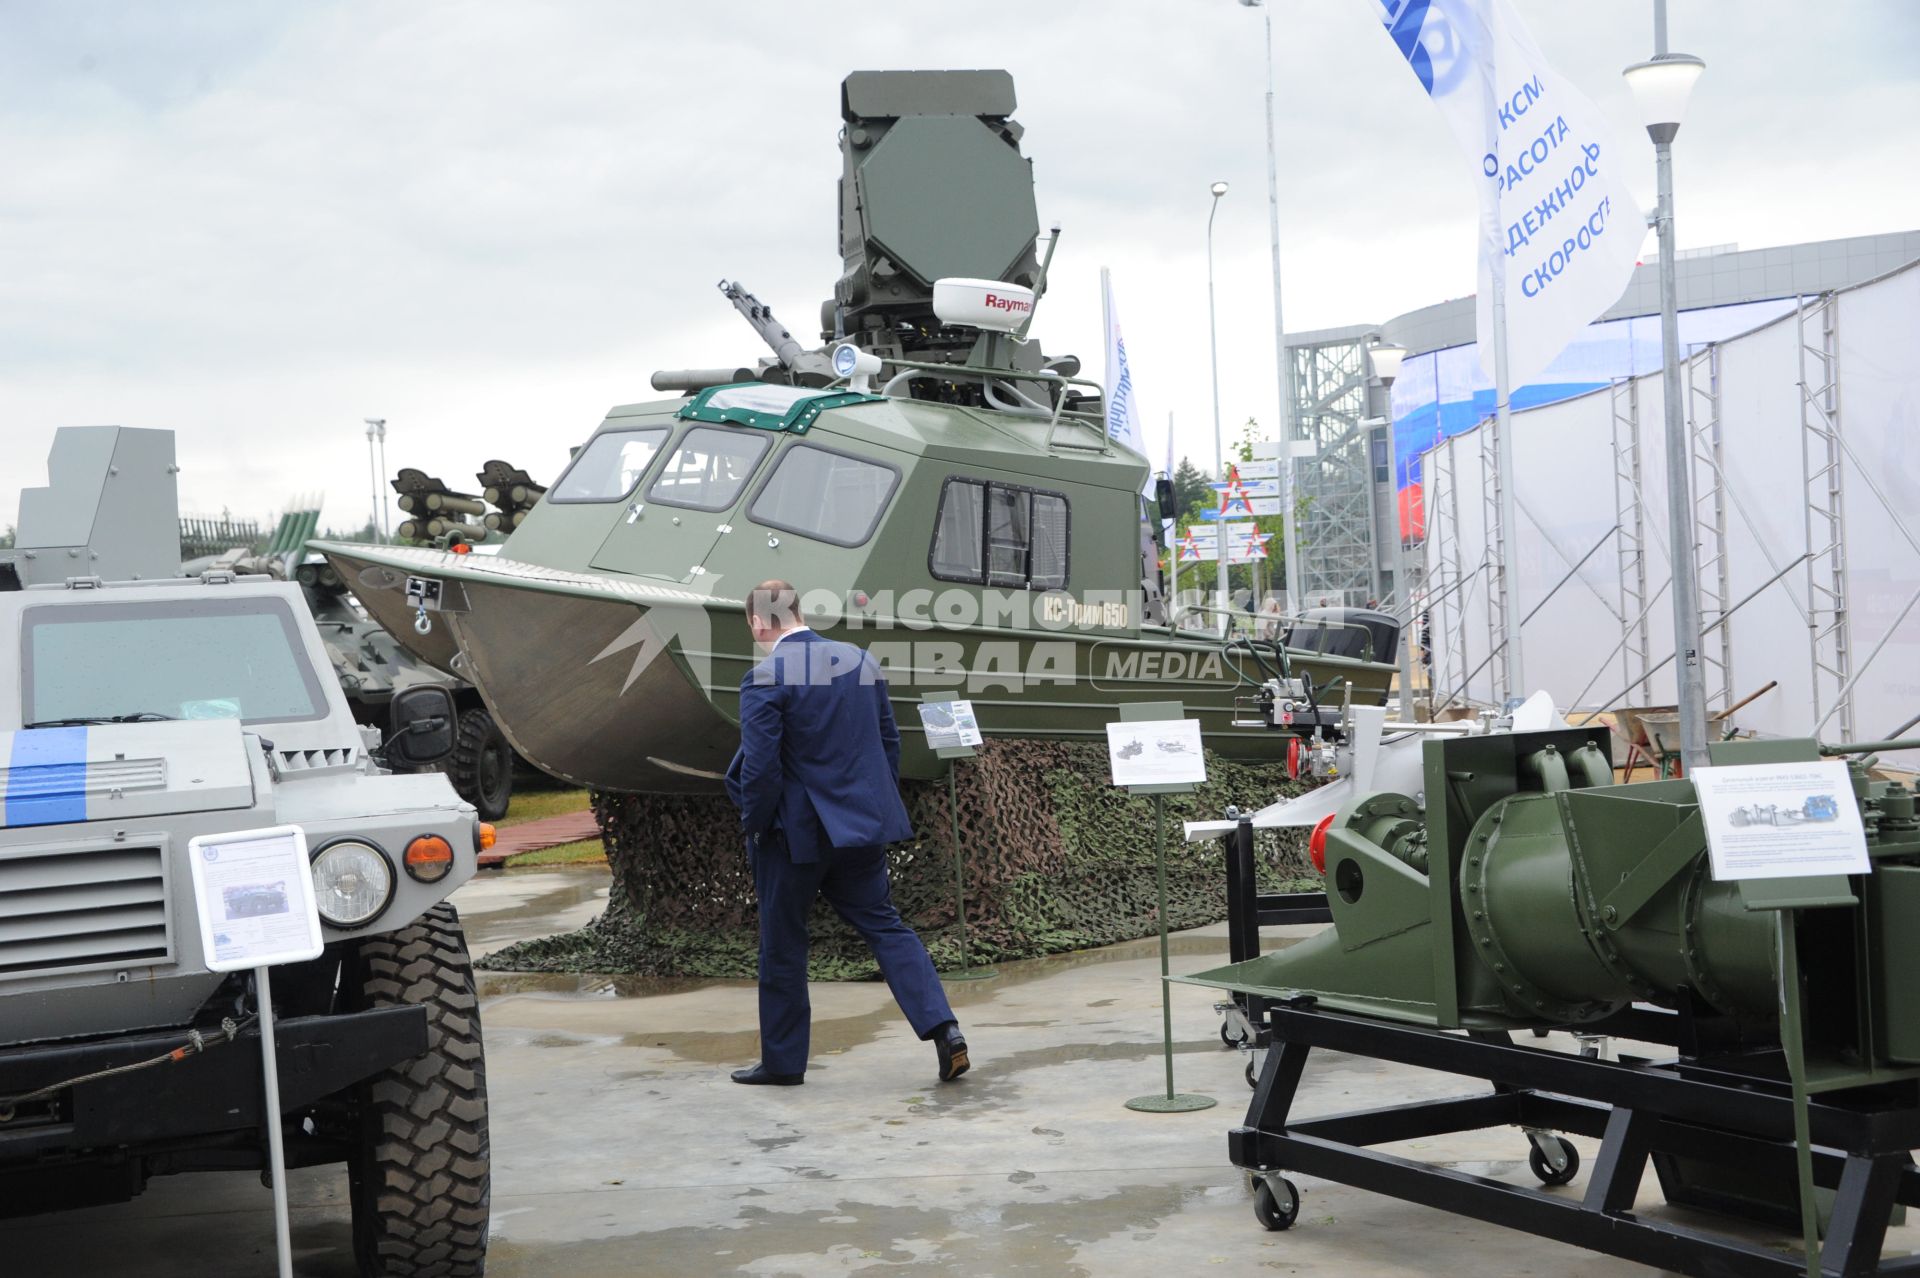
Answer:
[[1797, 291, 1855, 741], [1686, 344, 1734, 714], [1609, 377, 1653, 703], [1479, 422, 1511, 705], [1285, 330, 1377, 607], [1416, 279, 1920, 766], [1422, 439, 1476, 714]]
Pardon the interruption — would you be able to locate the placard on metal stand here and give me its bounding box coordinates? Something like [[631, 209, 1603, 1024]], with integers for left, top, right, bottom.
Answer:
[[1114, 701, 1216, 1114], [919, 695, 994, 981], [186, 824, 323, 1278]]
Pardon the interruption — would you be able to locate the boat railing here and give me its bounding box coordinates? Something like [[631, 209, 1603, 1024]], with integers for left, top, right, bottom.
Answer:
[[853, 357, 1115, 456], [1169, 601, 1380, 664]]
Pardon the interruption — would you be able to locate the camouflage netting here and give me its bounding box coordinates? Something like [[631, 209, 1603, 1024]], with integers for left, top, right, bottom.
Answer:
[[479, 739, 1320, 980]]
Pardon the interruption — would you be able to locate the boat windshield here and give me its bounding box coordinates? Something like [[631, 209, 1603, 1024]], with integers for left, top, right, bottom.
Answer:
[[647, 427, 771, 512], [549, 427, 671, 503], [22, 595, 329, 726]]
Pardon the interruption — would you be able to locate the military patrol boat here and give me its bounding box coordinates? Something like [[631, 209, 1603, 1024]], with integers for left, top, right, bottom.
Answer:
[[316, 69, 1395, 793]]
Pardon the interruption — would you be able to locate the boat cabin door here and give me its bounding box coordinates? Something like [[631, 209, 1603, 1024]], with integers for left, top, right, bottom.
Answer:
[[590, 424, 774, 585]]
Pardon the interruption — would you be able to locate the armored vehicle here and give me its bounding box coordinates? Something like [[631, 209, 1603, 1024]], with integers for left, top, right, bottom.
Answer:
[[8, 431, 519, 822], [0, 444, 491, 1274], [316, 69, 1397, 795], [297, 556, 517, 821]]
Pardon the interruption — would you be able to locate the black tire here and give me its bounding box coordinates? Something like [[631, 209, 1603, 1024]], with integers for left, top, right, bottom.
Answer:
[[1528, 1136, 1580, 1187], [349, 903, 490, 1277], [1220, 1021, 1247, 1049], [1246, 1054, 1261, 1089], [450, 707, 513, 821], [1253, 1177, 1299, 1231]]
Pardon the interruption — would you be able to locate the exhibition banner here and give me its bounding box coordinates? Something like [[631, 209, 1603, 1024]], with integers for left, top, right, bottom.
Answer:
[[1372, 0, 1646, 389], [1101, 267, 1146, 455]]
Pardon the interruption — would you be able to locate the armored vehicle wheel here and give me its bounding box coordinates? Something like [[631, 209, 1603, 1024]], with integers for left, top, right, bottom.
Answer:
[[1527, 1136, 1580, 1187], [349, 903, 490, 1277], [1253, 1176, 1299, 1231], [450, 707, 513, 821]]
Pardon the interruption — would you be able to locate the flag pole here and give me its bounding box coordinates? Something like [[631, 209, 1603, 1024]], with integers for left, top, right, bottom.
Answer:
[[1166, 410, 1179, 618]]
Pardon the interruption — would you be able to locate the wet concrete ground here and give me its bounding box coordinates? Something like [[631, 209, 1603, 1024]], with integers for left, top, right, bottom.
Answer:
[[12, 864, 1915, 1275]]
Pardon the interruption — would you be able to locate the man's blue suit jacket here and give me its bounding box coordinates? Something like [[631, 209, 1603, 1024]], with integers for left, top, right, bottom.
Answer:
[[724, 629, 914, 863]]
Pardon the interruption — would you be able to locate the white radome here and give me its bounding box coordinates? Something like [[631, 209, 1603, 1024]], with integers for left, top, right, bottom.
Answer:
[[932, 278, 1036, 334]]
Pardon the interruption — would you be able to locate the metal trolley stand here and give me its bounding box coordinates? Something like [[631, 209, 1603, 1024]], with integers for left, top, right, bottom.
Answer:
[[1217, 815, 1330, 1082], [1233, 1000, 1920, 1277]]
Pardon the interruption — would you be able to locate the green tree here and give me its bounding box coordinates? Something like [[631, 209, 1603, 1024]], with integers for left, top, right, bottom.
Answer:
[[1169, 457, 1214, 520]]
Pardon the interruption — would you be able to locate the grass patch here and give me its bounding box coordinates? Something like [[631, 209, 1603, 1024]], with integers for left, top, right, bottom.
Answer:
[[504, 837, 608, 868], [499, 787, 592, 827]]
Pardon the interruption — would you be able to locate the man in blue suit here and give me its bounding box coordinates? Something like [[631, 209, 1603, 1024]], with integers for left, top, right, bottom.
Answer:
[[724, 579, 967, 1086]]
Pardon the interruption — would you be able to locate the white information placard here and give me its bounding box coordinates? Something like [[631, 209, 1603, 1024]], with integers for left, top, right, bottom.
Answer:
[[1106, 719, 1207, 788], [917, 699, 983, 751], [1691, 762, 1870, 882], [186, 825, 324, 972]]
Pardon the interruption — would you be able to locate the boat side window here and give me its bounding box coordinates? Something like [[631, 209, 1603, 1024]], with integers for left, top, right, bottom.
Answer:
[[929, 477, 1070, 590], [748, 444, 900, 547], [548, 427, 671, 503], [930, 480, 986, 581], [646, 426, 772, 512]]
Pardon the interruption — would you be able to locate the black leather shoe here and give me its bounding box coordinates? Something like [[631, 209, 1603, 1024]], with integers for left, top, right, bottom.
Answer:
[[934, 1023, 970, 1082], [731, 1063, 804, 1086]]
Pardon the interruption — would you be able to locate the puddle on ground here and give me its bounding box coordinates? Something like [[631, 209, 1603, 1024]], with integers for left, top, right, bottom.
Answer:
[[482, 1181, 1229, 1277], [616, 999, 909, 1064]]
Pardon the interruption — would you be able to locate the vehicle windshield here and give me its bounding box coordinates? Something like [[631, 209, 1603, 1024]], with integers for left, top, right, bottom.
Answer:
[[22, 595, 329, 727], [548, 427, 671, 503]]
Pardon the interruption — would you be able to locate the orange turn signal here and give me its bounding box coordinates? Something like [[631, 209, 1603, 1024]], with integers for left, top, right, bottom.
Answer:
[[451, 542, 472, 555], [404, 834, 455, 883], [477, 822, 497, 850]]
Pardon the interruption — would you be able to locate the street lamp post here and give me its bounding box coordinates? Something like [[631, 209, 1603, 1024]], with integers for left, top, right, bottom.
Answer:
[[1370, 341, 1416, 718], [1206, 180, 1231, 630], [1238, 0, 1300, 613], [1624, 8, 1707, 770], [364, 418, 388, 543]]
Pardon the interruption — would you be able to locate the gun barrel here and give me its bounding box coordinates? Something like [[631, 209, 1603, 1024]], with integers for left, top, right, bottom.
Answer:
[[650, 367, 756, 393], [719, 280, 804, 368]]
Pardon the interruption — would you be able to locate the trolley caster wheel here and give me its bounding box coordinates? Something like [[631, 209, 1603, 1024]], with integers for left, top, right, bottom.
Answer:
[[1253, 1176, 1300, 1231], [1245, 1055, 1261, 1089], [1528, 1136, 1581, 1186], [1221, 1021, 1248, 1049]]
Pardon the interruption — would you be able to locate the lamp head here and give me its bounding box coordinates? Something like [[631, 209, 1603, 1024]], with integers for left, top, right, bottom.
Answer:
[[1369, 342, 1407, 385], [1210, 181, 1229, 199], [1623, 53, 1705, 143]]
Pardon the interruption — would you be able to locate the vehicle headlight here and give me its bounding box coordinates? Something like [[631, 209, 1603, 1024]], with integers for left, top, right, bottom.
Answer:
[[310, 840, 395, 928]]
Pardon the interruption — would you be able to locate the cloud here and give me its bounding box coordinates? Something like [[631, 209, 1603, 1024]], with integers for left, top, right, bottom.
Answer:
[[2, 0, 1914, 531]]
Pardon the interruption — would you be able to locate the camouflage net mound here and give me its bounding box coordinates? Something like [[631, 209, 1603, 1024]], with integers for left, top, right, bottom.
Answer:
[[480, 739, 1318, 980]]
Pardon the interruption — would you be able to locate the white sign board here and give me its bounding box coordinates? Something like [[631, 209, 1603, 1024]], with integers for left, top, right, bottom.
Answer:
[[1236, 459, 1280, 480], [187, 825, 324, 972], [1106, 719, 1207, 788], [917, 699, 983, 751], [1691, 762, 1870, 882], [1251, 440, 1283, 460]]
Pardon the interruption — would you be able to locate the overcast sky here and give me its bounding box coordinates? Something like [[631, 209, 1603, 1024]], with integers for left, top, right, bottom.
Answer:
[[3, 0, 1915, 533]]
